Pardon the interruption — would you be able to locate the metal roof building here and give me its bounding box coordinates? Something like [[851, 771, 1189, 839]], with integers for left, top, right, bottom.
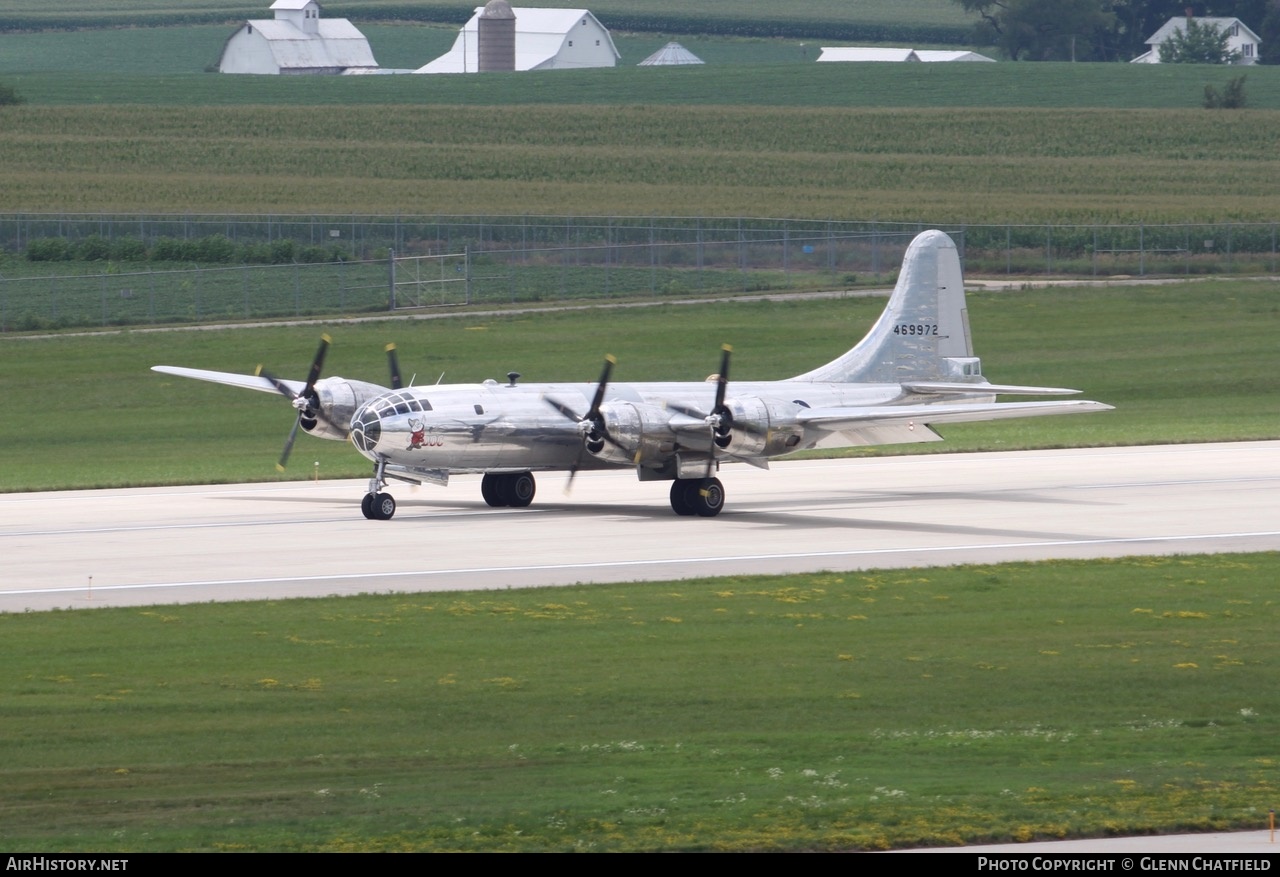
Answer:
[[638, 41, 704, 66], [417, 6, 619, 73], [218, 0, 379, 75], [817, 47, 995, 62]]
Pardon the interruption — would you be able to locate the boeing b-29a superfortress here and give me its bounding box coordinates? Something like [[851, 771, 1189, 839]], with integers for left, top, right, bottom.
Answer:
[[154, 230, 1111, 520]]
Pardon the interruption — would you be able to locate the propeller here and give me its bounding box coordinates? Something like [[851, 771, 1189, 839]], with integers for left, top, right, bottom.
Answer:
[[666, 345, 734, 476], [258, 334, 331, 471], [544, 354, 628, 490], [386, 343, 403, 390]]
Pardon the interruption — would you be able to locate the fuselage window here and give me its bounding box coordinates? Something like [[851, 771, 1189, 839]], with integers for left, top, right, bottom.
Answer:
[[474, 404, 485, 415]]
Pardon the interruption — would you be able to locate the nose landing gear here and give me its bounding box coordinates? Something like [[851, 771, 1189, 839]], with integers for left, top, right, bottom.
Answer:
[[362, 456, 397, 520]]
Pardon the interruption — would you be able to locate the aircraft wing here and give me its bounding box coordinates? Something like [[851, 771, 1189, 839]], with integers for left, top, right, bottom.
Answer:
[[797, 399, 1113, 447], [151, 365, 305, 396]]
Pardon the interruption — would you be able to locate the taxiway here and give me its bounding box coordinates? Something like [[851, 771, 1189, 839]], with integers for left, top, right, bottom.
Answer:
[[2, 441, 1277, 613]]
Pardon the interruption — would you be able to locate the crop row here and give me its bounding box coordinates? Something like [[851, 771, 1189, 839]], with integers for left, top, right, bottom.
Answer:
[[0, 0, 970, 39], [4, 104, 1280, 223], [23, 233, 351, 266], [8, 104, 1278, 160]]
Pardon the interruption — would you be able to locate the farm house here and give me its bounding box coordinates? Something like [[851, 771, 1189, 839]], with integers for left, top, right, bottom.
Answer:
[[417, 3, 619, 73], [1130, 16, 1260, 63], [218, 0, 379, 75]]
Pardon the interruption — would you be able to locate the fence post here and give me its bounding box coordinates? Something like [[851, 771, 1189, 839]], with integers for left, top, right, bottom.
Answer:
[[1139, 222, 1145, 277], [388, 248, 396, 311]]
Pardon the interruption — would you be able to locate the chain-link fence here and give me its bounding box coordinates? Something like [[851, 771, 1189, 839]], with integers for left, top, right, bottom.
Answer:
[[2, 215, 1277, 331]]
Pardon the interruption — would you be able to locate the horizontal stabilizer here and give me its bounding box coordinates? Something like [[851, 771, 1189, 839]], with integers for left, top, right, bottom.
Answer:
[[151, 365, 305, 396], [903, 381, 1083, 397], [799, 399, 1113, 431]]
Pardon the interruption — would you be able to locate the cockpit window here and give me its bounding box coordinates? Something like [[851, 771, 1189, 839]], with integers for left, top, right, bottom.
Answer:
[[375, 392, 431, 416]]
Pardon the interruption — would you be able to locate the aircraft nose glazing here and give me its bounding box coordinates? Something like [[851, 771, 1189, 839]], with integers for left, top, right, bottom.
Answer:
[[350, 405, 381, 453]]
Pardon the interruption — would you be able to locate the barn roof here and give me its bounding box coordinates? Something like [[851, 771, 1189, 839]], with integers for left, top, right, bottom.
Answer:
[[817, 47, 921, 62], [914, 50, 996, 62], [238, 18, 377, 70], [817, 47, 996, 63]]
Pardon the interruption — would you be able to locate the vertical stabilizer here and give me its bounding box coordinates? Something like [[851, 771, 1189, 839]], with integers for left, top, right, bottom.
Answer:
[[791, 230, 978, 384]]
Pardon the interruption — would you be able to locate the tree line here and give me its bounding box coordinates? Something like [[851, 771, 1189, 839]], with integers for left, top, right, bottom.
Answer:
[[953, 0, 1280, 61]]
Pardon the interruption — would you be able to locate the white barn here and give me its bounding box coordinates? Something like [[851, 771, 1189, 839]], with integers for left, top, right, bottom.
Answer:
[[1130, 16, 1260, 63], [417, 6, 619, 73], [219, 0, 379, 75]]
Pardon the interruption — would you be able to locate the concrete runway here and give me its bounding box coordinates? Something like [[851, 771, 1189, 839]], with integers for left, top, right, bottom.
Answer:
[[3, 441, 1278, 613]]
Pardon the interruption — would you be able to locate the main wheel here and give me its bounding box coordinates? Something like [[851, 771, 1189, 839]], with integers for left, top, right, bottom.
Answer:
[[505, 472, 536, 508], [361, 493, 376, 519], [690, 477, 724, 518], [481, 473, 508, 507], [372, 492, 396, 520], [670, 479, 696, 516]]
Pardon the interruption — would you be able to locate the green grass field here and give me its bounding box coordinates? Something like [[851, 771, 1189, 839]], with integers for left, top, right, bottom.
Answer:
[[1, 279, 1276, 491], [2, 555, 1275, 850]]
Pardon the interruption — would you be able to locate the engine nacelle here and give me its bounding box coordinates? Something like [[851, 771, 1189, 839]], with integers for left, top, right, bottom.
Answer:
[[303, 377, 390, 441], [593, 401, 679, 466], [717, 397, 805, 458]]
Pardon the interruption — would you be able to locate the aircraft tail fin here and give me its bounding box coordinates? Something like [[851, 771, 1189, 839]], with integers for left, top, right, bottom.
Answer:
[[792, 230, 980, 384]]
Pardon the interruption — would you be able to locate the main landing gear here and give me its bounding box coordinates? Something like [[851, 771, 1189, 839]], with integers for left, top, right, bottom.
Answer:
[[481, 472, 536, 508], [669, 477, 725, 517]]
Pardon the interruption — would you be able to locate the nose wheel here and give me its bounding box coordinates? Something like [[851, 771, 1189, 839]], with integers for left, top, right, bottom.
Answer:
[[361, 491, 396, 520], [362, 456, 396, 520]]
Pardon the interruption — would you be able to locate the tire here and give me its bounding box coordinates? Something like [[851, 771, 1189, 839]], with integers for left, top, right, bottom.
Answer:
[[506, 472, 536, 508], [481, 473, 508, 507], [691, 477, 724, 518], [670, 479, 696, 516], [373, 492, 396, 520], [361, 493, 376, 519]]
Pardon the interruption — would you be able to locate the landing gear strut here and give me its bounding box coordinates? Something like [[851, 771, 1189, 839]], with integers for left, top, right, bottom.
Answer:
[[362, 456, 396, 520], [669, 477, 724, 517], [481, 472, 537, 508]]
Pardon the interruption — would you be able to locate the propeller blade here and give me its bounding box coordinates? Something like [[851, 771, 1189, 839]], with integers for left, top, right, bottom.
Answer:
[[544, 396, 585, 422], [585, 355, 616, 420], [277, 416, 301, 472], [386, 343, 403, 390], [304, 334, 331, 396], [713, 344, 731, 414]]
